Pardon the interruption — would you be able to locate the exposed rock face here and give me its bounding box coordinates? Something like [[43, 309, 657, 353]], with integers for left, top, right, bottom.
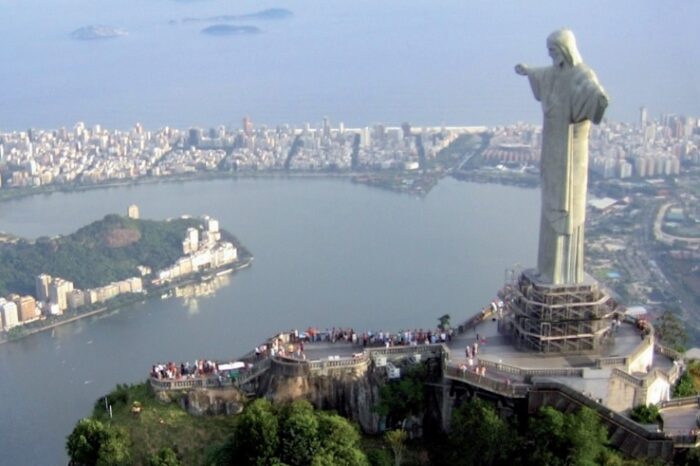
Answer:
[[103, 228, 141, 248], [259, 364, 385, 433], [181, 387, 245, 416]]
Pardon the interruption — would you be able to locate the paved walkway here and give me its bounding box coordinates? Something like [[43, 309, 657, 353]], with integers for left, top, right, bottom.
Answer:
[[447, 316, 646, 370], [661, 405, 700, 436]]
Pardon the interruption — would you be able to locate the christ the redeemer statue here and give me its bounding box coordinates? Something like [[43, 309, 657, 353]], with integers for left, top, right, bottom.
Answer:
[[515, 29, 608, 285]]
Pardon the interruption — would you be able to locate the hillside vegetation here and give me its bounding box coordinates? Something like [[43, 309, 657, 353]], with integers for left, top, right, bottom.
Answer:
[[67, 385, 371, 466], [0, 214, 201, 296]]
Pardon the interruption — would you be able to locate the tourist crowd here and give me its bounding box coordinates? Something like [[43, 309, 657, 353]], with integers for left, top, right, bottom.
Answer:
[[151, 359, 219, 380], [289, 326, 456, 347]]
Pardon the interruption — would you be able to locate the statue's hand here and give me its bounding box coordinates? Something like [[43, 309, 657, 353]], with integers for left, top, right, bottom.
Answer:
[[515, 64, 528, 76]]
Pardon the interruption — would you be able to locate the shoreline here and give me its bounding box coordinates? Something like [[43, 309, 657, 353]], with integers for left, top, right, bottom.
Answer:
[[2, 307, 109, 344], [0, 158, 538, 213], [0, 256, 253, 346], [0, 171, 357, 206]]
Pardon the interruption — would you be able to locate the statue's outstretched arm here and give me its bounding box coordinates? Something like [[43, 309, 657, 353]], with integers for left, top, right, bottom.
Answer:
[[515, 64, 529, 76]]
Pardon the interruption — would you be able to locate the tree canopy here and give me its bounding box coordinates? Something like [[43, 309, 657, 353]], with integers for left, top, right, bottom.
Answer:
[[525, 406, 609, 466], [376, 365, 427, 428], [630, 404, 661, 425], [448, 397, 514, 466], [214, 399, 368, 466], [148, 447, 182, 466], [229, 398, 281, 466], [66, 418, 130, 466], [673, 361, 700, 397], [442, 399, 621, 466], [656, 310, 688, 352]]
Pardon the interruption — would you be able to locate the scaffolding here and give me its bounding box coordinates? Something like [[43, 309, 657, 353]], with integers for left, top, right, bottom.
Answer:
[[503, 270, 616, 354]]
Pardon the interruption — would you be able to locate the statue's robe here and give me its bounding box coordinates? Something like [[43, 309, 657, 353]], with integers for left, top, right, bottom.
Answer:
[[527, 63, 607, 284]]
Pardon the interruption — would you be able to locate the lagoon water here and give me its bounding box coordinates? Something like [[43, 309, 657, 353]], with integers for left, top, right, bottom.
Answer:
[[0, 177, 538, 464]]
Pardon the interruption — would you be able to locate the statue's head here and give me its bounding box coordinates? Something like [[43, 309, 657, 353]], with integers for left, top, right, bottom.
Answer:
[[546, 29, 582, 68]]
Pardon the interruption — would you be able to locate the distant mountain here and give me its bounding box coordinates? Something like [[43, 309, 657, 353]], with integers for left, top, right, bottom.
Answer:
[[181, 8, 293, 24], [201, 25, 261, 36], [71, 25, 128, 41]]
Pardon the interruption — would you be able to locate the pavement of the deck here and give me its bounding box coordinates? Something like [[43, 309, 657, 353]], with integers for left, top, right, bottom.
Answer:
[[661, 406, 700, 436], [299, 317, 669, 374], [446, 317, 646, 370], [296, 316, 676, 408], [444, 316, 681, 404]]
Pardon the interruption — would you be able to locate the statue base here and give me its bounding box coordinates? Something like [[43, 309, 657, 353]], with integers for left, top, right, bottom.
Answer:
[[502, 269, 617, 354]]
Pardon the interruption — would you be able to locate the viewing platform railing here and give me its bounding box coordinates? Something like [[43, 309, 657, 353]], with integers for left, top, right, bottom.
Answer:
[[150, 374, 233, 391], [149, 312, 687, 399]]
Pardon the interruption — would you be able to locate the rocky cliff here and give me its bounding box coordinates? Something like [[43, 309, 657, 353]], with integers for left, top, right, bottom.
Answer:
[[258, 359, 385, 433]]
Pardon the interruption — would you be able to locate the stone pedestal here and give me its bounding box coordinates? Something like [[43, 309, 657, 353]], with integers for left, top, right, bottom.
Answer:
[[504, 269, 616, 354]]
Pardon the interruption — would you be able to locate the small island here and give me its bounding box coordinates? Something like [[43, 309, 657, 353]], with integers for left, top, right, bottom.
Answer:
[[238, 8, 293, 21], [0, 206, 252, 343], [70, 25, 128, 41], [201, 25, 261, 36]]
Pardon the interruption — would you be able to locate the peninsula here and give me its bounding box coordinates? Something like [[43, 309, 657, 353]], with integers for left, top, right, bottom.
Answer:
[[0, 207, 252, 342]]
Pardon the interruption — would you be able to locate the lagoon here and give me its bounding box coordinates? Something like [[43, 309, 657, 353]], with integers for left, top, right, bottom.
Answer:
[[0, 177, 537, 464]]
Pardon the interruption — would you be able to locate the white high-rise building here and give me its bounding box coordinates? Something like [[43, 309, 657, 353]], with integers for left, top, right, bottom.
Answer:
[[640, 106, 648, 128], [36, 274, 52, 302], [206, 217, 219, 233], [0, 299, 19, 330], [49, 278, 74, 312], [127, 204, 140, 219]]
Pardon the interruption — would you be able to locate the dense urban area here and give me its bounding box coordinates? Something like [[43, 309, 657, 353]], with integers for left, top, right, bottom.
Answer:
[[1, 110, 698, 341]]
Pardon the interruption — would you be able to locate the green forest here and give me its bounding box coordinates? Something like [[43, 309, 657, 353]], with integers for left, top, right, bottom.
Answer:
[[0, 214, 202, 296], [69, 380, 700, 466]]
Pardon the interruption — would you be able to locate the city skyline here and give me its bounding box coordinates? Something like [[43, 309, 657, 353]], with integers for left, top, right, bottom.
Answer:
[[1, 111, 696, 192]]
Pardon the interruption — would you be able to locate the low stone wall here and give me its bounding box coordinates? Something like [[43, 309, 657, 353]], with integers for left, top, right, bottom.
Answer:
[[270, 356, 311, 377], [366, 343, 444, 361], [660, 396, 700, 409], [444, 364, 529, 398], [150, 375, 230, 391]]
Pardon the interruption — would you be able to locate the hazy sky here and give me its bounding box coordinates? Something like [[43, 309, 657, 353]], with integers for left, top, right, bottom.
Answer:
[[0, 0, 698, 130]]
